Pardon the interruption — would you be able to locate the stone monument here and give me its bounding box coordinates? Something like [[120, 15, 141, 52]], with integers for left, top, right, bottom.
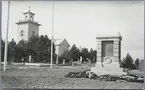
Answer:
[[29, 55, 32, 63], [63, 59, 65, 64], [91, 33, 125, 75], [80, 56, 83, 63]]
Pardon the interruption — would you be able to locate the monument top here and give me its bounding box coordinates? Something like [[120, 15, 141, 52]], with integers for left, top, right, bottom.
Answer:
[[96, 32, 122, 40]]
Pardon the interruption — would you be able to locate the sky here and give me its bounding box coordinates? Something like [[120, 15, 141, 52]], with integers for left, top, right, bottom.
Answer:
[[2, 1, 144, 60]]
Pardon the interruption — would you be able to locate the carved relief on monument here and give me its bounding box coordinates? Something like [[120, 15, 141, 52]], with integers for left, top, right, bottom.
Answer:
[[104, 57, 112, 64]]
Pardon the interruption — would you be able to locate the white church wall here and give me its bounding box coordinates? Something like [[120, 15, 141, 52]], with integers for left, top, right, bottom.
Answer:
[[17, 23, 29, 43], [28, 23, 39, 39], [58, 45, 69, 56]]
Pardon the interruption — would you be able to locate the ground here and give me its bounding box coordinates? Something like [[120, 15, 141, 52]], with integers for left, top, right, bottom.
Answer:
[[1, 64, 144, 89]]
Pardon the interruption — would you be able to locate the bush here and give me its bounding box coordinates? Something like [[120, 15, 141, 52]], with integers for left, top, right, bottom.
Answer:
[[64, 71, 89, 78], [64, 70, 144, 83], [88, 72, 97, 79]]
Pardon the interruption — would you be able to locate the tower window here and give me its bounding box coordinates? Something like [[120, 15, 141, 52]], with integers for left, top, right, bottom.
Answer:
[[25, 16, 27, 19], [21, 30, 24, 36], [30, 16, 33, 20]]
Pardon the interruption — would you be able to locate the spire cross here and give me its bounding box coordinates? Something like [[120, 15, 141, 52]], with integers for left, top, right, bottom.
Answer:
[[28, 6, 30, 12]]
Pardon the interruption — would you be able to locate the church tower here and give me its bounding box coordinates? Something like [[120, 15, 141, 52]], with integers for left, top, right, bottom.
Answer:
[[16, 6, 41, 43]]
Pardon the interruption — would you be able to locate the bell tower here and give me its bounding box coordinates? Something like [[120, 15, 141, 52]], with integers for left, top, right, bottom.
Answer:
[[16, 6, 41, 43], [24, 6, 34, 21]]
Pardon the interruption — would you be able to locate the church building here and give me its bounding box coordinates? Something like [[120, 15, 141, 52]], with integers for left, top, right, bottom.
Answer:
[[55, 39, 70, 64], [16, 7, 41, 43]]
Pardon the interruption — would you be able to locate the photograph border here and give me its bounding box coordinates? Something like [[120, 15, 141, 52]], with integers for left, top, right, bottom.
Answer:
[[0, 0, 144, 89]]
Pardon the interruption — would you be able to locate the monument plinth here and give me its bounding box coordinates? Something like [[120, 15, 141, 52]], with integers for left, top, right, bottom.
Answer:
[[91, 33, 126, 75]]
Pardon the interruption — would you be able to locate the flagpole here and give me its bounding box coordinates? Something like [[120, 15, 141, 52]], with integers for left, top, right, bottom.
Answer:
[[4, 0, 10, 71], [50, 0, 54, 68]]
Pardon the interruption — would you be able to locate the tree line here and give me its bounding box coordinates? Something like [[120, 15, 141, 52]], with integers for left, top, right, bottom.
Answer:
[[1, 34, 141, 69], [121, 53, 140, 69], [59, 44, 97, 64], [1, 35, 97, 64], [1, 35, 56, 63]]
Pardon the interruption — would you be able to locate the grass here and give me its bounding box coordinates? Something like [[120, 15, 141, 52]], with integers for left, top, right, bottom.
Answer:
[[1, 65, 144, 89]]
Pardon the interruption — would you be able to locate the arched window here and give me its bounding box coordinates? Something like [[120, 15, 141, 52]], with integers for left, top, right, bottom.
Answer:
[[32, 31, 35, 36], [21, 30, 24, 37]]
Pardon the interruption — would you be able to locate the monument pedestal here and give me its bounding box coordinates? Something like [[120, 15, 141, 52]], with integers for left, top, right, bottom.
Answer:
[[91, 62, 126, 75]]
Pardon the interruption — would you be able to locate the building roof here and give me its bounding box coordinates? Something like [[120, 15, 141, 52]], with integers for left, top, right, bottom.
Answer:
[[55, 39, 70, 47], [16, 20, 41, 26], [96, 32, 122, 40], [23, 11, 35, 15], [55, 39, 63, 45]]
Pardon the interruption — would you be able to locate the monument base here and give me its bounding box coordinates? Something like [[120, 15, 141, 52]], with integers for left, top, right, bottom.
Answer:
[[91, 62, 126, 76]]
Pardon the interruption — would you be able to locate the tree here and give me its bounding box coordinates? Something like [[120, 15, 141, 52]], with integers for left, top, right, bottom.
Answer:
[[7, 39, 16, 63], [134, 58, 140, 69], [2, 35, 56, 63], [89, 48, 93, 60], [25, 35, 55, 63], [26, 35, 39, 56], [89, 48, 97, 62], [1, 39, 5, 62], [25, 35, 39, 62], [70, 44, 80, 61], [14, 40, 28, 62], [92, 50, 97, 63], [122, 53, 134, 69], [80, 48, 89, 61], [93, 50, 97, 62], [1, 39, 17, 63], [35, 35, 52, 63], [60, 50, 71, 63]]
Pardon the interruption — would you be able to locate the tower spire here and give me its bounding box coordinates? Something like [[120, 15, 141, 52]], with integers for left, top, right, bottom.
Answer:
[[28, 6, 30, 12]]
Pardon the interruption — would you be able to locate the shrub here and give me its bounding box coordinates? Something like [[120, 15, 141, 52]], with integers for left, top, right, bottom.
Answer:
[[64, 70, 144, 83], [64, 71, 89, 78]]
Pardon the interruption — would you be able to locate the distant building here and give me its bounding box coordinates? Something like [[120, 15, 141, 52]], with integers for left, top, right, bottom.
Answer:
[[55, 39, 70, 56], [16, 8, 41, 43], [55, 39, 70, 64]]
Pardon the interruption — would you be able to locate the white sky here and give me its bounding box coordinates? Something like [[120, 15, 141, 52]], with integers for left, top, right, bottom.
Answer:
[[2, 1, 144, 60]]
